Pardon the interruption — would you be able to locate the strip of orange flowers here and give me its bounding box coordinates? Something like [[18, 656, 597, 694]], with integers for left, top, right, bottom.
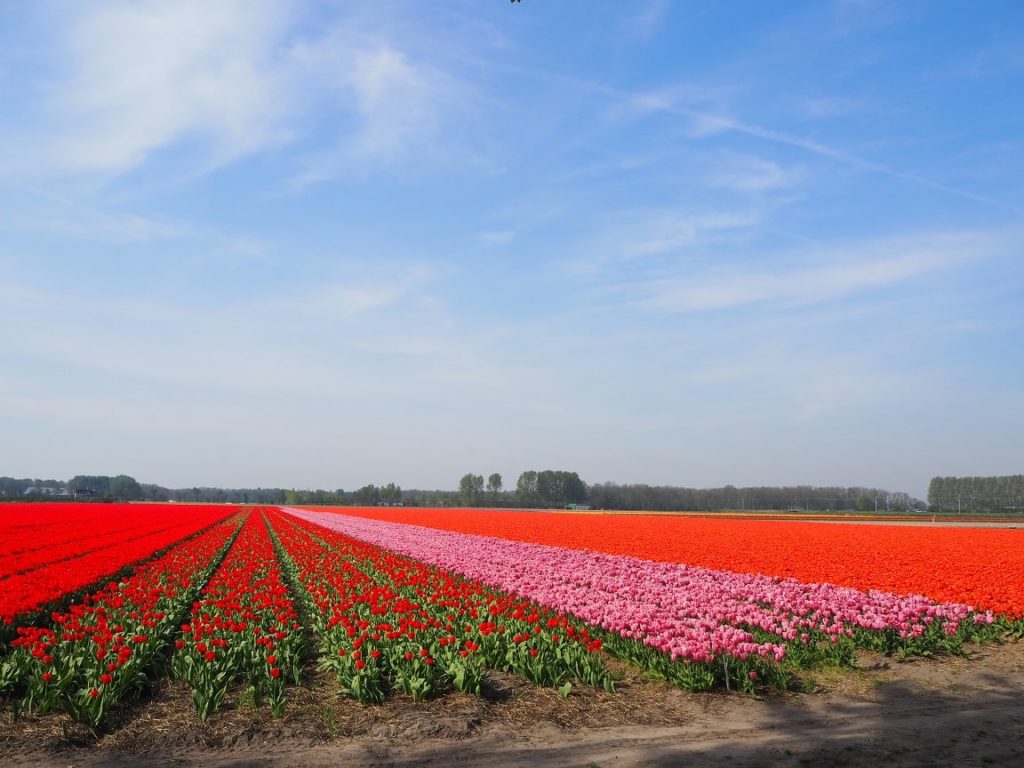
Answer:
[[300, 507, 1024, 619]]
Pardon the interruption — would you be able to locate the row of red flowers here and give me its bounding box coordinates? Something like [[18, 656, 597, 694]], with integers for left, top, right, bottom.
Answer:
[[3, 505, 175, 568], [311, 507, 1024, 618], [169, 509, 304, 720], [0, 503, 226, 577], [0, 503, 237, 626], [0, 512, 241, 726]]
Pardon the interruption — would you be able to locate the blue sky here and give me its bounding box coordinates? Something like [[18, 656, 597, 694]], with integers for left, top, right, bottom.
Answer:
[[1, 1, 1021, 497]]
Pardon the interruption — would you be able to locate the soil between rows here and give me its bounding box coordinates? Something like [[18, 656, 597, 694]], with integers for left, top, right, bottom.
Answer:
[[2, 640, 1022, 767]]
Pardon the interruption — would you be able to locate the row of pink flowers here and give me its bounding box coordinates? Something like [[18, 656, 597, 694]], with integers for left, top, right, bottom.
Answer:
[[283, 508, 992, 664]]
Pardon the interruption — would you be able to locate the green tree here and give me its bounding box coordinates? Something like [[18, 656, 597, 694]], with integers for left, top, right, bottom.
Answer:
[[531, 470, 587, 506], [355, 484, 380, 505], [382, 482, 402, 504], [516, 471, 538, 503], [459, 473, 484, 505], [69, 475, 112, 498], [486, 473, 503, 498], [108, 474, 143, 501]]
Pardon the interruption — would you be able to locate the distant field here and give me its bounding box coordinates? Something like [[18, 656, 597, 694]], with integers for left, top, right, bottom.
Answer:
[[303, 505, 1024, 617]]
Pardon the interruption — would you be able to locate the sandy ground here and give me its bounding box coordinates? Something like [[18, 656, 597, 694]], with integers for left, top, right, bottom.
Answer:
[[3, 639, 1022, 768]]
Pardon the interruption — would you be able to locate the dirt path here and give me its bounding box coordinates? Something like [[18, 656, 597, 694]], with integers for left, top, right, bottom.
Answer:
[[4, 640, 1022, 767]]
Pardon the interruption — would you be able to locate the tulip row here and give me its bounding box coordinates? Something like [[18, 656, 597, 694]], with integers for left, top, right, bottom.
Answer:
[[0, 505, 231, 579], [2, 510, 182, 572], [320, 506, 1024, 618], [0, 504, 238, 628], [266, 508, 613, 704], [284, 509, 997, 691], [169, 510, 305, 720], [0, 512, 242, 726]]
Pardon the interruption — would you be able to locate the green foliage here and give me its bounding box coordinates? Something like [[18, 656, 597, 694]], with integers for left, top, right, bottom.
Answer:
[[459, 473, 484, 505], [515, 470, 588, 506], [486, 473, 503, 496], [928, 475, 1024, 514], [587, 483, 917, 513]]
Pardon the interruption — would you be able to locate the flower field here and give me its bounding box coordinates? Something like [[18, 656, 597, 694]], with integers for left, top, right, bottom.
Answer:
[[0, 503, 237, 627], [305, 506, 1024, 618], [1, 502, 1021, 729]]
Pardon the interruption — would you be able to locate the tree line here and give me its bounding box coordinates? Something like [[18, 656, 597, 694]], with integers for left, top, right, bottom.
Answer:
[[927, 475, 1024, 514], [1, 472, 933, 513], [587, 483, 920, 512], [0, 476, 298, 504], [0, 470, 587, 508]]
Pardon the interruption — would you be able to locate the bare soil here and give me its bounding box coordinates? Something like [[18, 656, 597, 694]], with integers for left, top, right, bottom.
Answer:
[[2, 640, 1022, 767]]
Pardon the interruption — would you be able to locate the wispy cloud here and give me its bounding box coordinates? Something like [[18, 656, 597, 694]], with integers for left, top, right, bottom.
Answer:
[[707, 154, 804, 192], [45, 0, 294, 174], [289, 33, 471, 185], [288, 265, 437, 320], [1, 2, 482, 185], [477, 230, 517, 247], [0, 206, 187, 244], [625, 0, 670, 39], [692, 114, 1020, 212], [638, 231, 995, 312], [579, 207, 759, 266], [0, 182, 273, 257], [606, 84, 1020, 213]]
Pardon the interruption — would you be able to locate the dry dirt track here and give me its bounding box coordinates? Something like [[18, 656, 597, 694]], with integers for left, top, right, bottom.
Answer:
[[4, 640, 1022, 768]]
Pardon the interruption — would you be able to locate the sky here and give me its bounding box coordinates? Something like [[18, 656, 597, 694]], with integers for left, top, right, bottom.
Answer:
[[0, 1, 1022, 497]]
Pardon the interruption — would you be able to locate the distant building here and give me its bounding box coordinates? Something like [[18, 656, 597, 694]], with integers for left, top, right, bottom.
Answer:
[[24, 486, 70, 497]]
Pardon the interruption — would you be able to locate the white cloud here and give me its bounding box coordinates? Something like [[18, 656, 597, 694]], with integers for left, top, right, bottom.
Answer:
[[478, 230, 517, 247], [289, 29, 473, 186], [639, 232, 994, 312], [348, 47, 442, 160], [613, 85, 727, 127], [0, 182, 276, 257], [292, 270, 433, 320], [629, 212, 758, 258], [47, 0, 293, 174], [583, 208, 759, 264], [0, 206, 187, 244], [1, 2, 479, 183], [708, 154, 804, 192], [625, 0, 669, 39], [608, 86, 1019, 213]]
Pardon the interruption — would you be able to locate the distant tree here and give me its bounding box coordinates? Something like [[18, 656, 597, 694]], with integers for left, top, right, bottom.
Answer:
[[486, 473, 503, 497], [382, 482, 402, 504], [69, 475, 112, 498], [108, 474, 143, 501], [355, 484, 381, 505], [584, 482, 915, 513], [519, 470, 587, 506], [928, 474, 1024, 514], [560, 471, 588, 504], [459, 473, 484, 505], [516, 471, 538, 503]]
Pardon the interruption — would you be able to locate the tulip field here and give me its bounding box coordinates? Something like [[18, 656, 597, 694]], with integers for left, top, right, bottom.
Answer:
[[1, 502, 1022, 729]]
